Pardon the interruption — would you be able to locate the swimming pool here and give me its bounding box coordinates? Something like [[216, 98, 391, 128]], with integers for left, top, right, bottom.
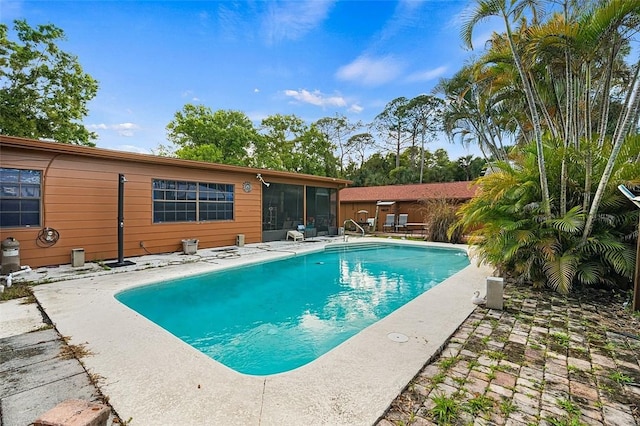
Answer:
[[116, 243, 469, 375]]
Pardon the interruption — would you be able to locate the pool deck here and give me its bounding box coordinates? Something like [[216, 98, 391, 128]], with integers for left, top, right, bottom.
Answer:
[[2, 237, 493, 425]]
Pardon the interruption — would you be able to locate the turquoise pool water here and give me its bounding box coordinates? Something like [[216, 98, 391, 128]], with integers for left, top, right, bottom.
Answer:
[[116, 243, 469, 375]]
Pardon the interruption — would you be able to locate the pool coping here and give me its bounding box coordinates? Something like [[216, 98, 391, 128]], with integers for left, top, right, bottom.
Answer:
[[32, 238, 494, 425]]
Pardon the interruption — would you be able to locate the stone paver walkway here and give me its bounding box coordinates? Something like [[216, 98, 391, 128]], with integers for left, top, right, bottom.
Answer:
[[377, 283, 640, 425]]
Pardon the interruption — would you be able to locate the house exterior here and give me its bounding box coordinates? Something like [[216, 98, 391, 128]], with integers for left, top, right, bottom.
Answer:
[[339, 181, 477, 232], [0, 135, 350, 268]]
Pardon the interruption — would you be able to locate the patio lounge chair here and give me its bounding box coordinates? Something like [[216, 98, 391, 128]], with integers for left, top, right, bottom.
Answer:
[[287, 230, 304, 242], [395, 214, 408, 232], [382, 214, 395, 232]]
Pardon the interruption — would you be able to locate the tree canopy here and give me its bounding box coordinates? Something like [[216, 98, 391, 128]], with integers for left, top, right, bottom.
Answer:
[[0, 19, 98, 145], [166, 104, 257, 166]]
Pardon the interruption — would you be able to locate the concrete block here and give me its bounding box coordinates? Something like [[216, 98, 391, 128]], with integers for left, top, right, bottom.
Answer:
[[486, 277, 504, 310], [34, 399, 109, 426], [71, 249, 85, 267]]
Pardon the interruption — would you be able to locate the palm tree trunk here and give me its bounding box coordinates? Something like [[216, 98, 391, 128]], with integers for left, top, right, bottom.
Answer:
[[583, 62, 593, 212], [583, 58, 640, 239], [504, 15, 552, 218]]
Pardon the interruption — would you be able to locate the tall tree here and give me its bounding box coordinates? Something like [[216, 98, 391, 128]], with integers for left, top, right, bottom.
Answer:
[[404, 95, 446, 183], [255, 114, 306, 171], [166, 104, 257, 166], [345, 132, 375, 169], [0, 20, 98, 145], [372, 97, 411, 169], [314, 114, 360, 177], [255, 114, 339, 176]]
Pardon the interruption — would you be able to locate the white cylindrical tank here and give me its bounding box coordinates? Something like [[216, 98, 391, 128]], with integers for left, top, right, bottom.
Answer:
[[1, 237, 20, 275]]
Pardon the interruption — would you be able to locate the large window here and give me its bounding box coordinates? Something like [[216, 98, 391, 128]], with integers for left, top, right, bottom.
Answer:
[[306, 186, 337, 233], [152, 179, 234, 223], [262, 183, 304, 231], [0, 168, 41, 228]]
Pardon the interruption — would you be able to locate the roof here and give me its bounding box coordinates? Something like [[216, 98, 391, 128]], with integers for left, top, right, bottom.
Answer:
[[0, 135, 351, 186], [339, 181, 477, 202]]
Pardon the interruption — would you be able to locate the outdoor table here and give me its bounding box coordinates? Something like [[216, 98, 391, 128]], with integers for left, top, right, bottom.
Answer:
[[404, 223, 428, 236]]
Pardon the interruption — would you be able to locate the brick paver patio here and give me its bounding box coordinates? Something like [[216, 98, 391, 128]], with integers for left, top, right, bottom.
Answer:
[[377, 282, 640, 425]]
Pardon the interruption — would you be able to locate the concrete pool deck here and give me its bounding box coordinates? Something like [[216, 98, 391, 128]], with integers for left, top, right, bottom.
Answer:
[[6, 237, 493, 425]]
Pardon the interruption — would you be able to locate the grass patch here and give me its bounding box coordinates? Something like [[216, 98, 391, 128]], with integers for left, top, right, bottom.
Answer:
[[1, 284, 33, 301], [499, 398, 518, 416], [550, 332, 571, 348], [438, 356, 459, 371], [452, 376, 469, 387], [556, 398, 581, 417], [430, 372, 446, 386], [567, 365, 582, 374], [486, 350, 506, 361], [464, 394, 495, 416], [609, 371, 633, 385], [429, 393, 460, 424], [59, 339, 94, 360]]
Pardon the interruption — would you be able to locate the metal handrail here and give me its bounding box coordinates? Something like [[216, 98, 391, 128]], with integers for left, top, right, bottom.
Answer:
[[343, 219, 365, 241]]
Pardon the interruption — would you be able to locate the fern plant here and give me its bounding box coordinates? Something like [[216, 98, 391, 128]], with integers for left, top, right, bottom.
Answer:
[[454, 136, 639, 294]]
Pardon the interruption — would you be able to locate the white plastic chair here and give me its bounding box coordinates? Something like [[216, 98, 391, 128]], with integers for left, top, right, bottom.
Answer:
[[382, 214, 395, 232], [395, 214, 408, 232]]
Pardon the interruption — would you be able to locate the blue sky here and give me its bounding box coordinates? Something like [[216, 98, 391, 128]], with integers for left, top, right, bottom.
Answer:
[[1, 0, 497, 159]]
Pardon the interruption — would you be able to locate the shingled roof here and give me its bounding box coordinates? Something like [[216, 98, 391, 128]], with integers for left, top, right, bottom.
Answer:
[[340, 181, 477, 202]]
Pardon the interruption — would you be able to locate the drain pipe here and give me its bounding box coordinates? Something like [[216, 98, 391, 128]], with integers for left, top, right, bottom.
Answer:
[[0, 265, 32, 292]]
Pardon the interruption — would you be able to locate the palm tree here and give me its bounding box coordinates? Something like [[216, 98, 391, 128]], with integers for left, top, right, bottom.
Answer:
[[436, 64, 515, 162], [461, 0, 552, 218]]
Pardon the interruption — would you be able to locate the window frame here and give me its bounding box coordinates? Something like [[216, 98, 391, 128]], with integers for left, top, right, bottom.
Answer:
[[152, 178, 234, 223], [0, 167, 42, 228]]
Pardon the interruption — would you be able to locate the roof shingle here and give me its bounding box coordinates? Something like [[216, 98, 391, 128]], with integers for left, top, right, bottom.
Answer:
[[340, 181, 477, 202]]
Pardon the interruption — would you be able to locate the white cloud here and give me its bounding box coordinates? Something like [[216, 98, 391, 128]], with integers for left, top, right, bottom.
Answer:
[[88, 122, 140, 137], [335, 55, 404, 86], [348, 104, 364, 114], [284, 89, 347, 108], [262, 0, 335, 44], [406, 66, 448, 83], [181, 90, 200, 101], [113, 122, 139, 137], [114, 144, 150, 154], [375, 0, 425, 43], [88, 123, 109, 130]]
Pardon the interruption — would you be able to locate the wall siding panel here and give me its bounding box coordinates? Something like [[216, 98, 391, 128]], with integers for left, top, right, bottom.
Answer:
[[1, 138, 348, 267]]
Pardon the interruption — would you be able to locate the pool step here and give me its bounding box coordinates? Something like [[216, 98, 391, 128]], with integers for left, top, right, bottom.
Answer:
[[323, 242, 384, 253]]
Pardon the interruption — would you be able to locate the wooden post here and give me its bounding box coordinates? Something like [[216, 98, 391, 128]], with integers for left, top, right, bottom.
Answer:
[[633, 216, 640, 312], [617, 185, 640, 312]]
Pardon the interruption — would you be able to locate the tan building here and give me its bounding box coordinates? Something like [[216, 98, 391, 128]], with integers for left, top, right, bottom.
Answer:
[[339, 181, 477, 232], [0, 135, 350, 268]]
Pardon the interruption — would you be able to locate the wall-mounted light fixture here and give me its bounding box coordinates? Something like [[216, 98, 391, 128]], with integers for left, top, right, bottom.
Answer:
[[256, 173, 270, 187]]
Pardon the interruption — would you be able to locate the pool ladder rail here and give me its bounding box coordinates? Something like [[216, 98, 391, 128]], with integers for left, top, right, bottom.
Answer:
[[342, 219, 365, 241]]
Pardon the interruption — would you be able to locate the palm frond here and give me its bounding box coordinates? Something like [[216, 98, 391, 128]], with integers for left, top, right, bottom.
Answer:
[[547, 206, 585, 233], [576, 262, 605, 286], [543, 253, 579, 294]]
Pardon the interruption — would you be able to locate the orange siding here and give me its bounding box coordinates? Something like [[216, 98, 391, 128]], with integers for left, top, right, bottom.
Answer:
[[340, 200, 439, 232], [1, 141, 346, 268]]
